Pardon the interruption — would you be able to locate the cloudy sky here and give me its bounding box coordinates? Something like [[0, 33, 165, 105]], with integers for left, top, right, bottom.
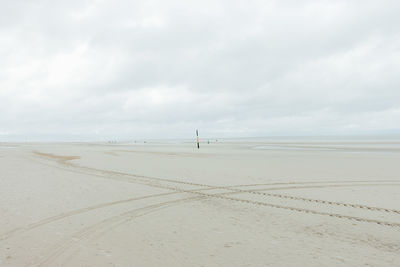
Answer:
[[1, 0, 400, 141]]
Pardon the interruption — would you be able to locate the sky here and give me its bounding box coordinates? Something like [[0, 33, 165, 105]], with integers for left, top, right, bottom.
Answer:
[[1, 0, 400, 141]]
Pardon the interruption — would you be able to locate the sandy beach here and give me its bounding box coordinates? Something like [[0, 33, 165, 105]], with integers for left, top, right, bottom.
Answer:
[[1, 139, 400, 266]]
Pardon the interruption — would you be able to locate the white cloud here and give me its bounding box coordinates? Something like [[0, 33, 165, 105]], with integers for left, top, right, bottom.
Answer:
[[0, 0, 400, 140]]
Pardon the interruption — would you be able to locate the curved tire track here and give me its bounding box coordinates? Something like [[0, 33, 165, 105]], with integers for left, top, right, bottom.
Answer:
[[18, 151, 400, 265], [36, 196, 203, 266], [30, 151, 400, 229]]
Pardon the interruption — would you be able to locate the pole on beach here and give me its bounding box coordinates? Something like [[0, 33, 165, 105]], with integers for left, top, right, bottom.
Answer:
[[196, 129, 199, 149]]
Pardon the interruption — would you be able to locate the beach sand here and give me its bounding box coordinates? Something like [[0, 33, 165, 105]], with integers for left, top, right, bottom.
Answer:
[[1, 140, 400, 266]]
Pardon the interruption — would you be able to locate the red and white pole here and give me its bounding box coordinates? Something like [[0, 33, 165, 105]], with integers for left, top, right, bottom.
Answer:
[[196, 129, 199, 149]]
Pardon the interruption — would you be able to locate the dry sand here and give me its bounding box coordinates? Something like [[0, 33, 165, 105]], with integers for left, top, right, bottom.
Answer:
[[1, 139, 400, 266]]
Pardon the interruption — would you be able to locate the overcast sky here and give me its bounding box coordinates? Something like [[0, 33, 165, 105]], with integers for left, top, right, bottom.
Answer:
[[1, 0, 400, 141]]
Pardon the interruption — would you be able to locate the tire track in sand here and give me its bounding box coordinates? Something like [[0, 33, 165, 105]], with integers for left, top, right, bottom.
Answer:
[[31, 151, 400, 228], [36, 188, 400, 266], [36, 196, 203, 266], [0, 192, 176, 242], [25, 150, 400, 265]]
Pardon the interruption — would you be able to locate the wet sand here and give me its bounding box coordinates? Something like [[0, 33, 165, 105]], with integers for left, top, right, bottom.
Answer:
[[1, 140, 400, 266]]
